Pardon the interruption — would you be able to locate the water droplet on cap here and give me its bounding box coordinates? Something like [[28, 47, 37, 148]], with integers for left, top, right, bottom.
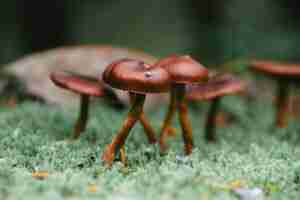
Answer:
[[145, 71, 152, 78]]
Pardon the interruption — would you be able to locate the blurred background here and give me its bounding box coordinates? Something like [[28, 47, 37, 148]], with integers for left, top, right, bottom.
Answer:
[[0, 0, 300, 66]]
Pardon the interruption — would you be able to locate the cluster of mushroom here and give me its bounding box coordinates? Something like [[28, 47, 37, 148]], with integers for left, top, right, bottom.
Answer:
[[50, 55, 247, 166]]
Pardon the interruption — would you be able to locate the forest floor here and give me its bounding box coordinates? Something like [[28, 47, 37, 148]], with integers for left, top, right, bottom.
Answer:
[[0, 96, 300, 200]]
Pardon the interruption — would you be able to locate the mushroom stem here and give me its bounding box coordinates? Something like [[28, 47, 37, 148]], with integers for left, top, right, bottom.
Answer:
[[101, 93, 145, 166], [129, 95, 157, 144], [73, 94, 90, 139], [159, 87, 177, 153], [139, 113, 157, 144], [175, 83, 193, 155], [205, 97, 221, 142], [276, 80, 290, 128]]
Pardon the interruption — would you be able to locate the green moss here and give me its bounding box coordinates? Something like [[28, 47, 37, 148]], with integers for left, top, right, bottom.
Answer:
[[0, 97, 299, 199]]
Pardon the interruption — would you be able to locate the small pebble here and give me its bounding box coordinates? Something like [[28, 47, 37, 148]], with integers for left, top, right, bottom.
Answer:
[[232, 187, 264, 200]]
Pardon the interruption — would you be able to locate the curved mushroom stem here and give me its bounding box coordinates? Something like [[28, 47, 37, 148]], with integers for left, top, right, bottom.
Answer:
[[205, 97, 221, 142], [101, 92, 145, 166], [129, 95, 157, 144], [73, 94, 90, 139], [275, 80, 290, 128], [139, 113, 157, 144], [159, 87, 177, 153], [175, 83, 193, 155]]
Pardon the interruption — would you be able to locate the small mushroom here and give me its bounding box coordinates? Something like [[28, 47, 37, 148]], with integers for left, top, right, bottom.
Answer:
[[155, 55, 209, 155], [101, 58, 170, 166], [186, 73, 245, 142], [250, 60, 300, 128], [50, 71, 105, 139]]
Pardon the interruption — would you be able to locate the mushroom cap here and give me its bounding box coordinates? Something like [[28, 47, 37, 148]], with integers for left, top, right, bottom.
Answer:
[[103, 58, 171, 94], [154, 55, 209, 84], [50, 71, 104, 96], [250, 60, 300, 77], [186, 73, 245, 101]]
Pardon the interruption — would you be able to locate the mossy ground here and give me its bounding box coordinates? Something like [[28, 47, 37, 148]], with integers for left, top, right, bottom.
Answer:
[[0, 96, 300, 200]]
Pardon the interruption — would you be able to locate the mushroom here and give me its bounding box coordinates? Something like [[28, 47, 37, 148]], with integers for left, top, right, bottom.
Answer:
[[250, 60, 300, 128], [50, 71, 105, 139], [186, 73, 246, 142], [156, 55, 209, 155], [101, 58, 170, 166]]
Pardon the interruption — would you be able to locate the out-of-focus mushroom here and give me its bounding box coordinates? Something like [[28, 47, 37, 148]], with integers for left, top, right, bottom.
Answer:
[[250, 60, 300, 128], [291, 95, 300, 119], [1, 45, 168, 110], [50, 71, 105, 139], [101, 58, 170, 166], [155, 55, 209, 155], [186, 73, 245, 142]]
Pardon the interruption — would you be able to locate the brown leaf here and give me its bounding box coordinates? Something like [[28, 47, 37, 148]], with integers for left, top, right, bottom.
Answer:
[[2, 45, 168, 110]]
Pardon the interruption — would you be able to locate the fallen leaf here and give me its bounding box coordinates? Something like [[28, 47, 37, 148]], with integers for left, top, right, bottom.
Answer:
[[32, 171, 49, 180], [88, 184, 97, 193], [1, 45, 168, 110]]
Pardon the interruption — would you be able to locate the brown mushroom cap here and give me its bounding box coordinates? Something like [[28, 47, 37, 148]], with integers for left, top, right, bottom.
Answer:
[[154, 54, 179, 67], [250, 60, 300, 77], [103, 58, 171, 94], [154, 55, 209, 84], [186, 73, 245, 101], [50, 71, 105, 96]]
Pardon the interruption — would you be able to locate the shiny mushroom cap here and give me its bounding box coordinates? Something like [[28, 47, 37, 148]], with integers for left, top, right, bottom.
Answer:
[[50, 71, 105, 96], [154, 54, 209, 84], [102, 58, 171, 94], [250, 60, 300, 77], [186, 73, 245, 101]]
